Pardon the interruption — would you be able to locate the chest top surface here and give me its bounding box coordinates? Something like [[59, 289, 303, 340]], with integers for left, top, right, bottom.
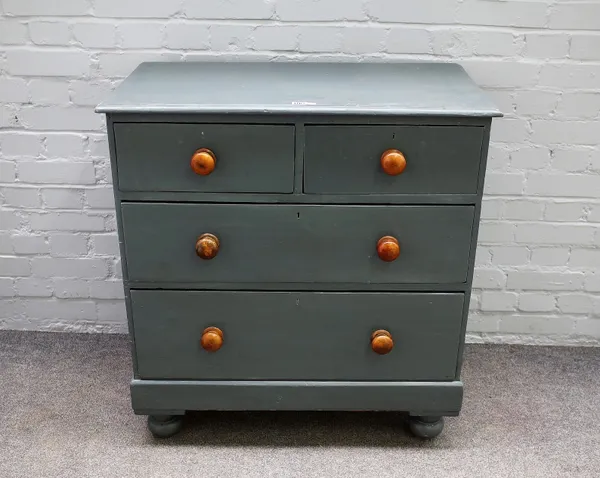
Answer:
[[96, 61, 501, 117]]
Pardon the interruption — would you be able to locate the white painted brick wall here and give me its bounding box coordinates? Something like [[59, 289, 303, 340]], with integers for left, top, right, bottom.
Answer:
[[0, 1, 599, 344]]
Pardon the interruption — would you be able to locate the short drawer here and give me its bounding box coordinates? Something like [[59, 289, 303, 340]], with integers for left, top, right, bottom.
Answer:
[[121, 203, 474, 285], [304, 125, 483, 195], [114, 123, 295, 193], [131, 290, 464, 380]]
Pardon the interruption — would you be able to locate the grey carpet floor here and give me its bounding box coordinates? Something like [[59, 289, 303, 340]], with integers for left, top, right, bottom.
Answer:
[[0, 331, 599, 478]]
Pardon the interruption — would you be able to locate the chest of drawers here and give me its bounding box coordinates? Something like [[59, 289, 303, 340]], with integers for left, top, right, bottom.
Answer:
[[97, 62, 500, 439]]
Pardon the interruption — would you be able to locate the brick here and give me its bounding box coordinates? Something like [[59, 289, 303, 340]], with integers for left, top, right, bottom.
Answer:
[[298, 27, 342, 53], [118, 23, 164, 49], [94, 0, 180, 18], [4, 0, 89, 15], [574, 319, 600, 338], [0, 78, 29, 103], [539, 64, 600, 89], [483, 172, 524, 195], [369, 0, 456, 23], [0, 257, 31, 277], [507, 271, 585, 291], [29, 212, 105, 232], [487, 145, 510, 170], [469, 293, 480, 311], [210, 25, 254, 51], [570, 35, 600, 61], [18, 161, 95, 185], [499, 316, 574, 335], [549, 3, 600, 30], [53, 279, 89, 298], [45, 134, 87, 158], [478, 222, 514, 243], [18, 107, 103, 131], [462, 60, 540, 89], [0, 234, 12, 254], [545, 202, 585, 222], [558, 294, 594, 314], [85, 188, 114, 209], [516, 223, 595, 246], [0, 278, 15, 297], [185, 0, 274, 19], [0, 106, 19, 129], [96, 300, 127, 323], [466, 315, 499, 333], [526, 173, 600, 198], [0, 299, 22, 319], [491, 118, 529, 143], [584, 275, 600, 292], [32, 257, 108, 279], [89, 136, 109, 158], [386, 27, 431, 54], [70, 80, 113, 106], [49, 233, 88, 256], [551, 149, 591, 174], [91, 234, 119, 255], [481, 291, 517, 312], [23, 298, 96, 320], [510, 147, 550, 171], [473, 268, 506, 289], [504, 200, 544, 220], [73, 23, 117, 48], [15, 278, 52, 297], [42, 189, 84, 209], [518, 294, 556, 312], [530, 248, 570, 267], [570, 250, 600, 268], [0, 20, 27, 44], [341, 27, 386, 55], [11, 235, 49, 255], [481, 199, 503, 220], [7, 50, 89, 77], [97, 52, 179, 78], [29, 21, 71, 46], [589, 205, 600, 223], [556, 93, 600, 120], [457, 0, 547, 27], [0, 211, 20, 230], [1, 187, 40, 208], [164, 24, 210, 50], [433, 30, 519, 57], [89, 280, 124, 299], [0, 133, 43, 158], [276, 0, 364, 21], [514, 91, 559, 116], [490, 246, 529, 266], [28, 79, 71, 105], [524, 34, 569, 59], [485, 91, 514, 117]]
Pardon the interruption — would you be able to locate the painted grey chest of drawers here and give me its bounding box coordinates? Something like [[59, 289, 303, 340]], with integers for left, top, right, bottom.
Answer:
[[97, 62, 500, 439]]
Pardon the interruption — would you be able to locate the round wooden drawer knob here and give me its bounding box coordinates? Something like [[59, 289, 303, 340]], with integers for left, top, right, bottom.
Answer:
[[377, 236, 400, 262], [201, 327, 223, 352], [195, 233, 220, 260], [371, 329, 394, 355], [190, 148, 216, 176], [380, 149, 406, 176]]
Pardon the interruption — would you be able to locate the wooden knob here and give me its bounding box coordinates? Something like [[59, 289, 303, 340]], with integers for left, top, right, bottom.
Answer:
[[191, 148, 216, 176], [376, 236, 400, 262], [380, 149, 406, 176], [195, 233, 220, 260], [200, 327, 223, 352], [371, 330, 393, 355]]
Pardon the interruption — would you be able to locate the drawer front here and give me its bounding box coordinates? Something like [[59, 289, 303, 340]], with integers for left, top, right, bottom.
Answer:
[[121, 203, 474, 284], [114, 123, 295, 193], [304, 125, 483, 195], [131, 290, 464, 380]]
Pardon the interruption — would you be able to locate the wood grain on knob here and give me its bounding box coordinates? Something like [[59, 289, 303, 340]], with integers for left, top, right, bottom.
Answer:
[[195, 233, 220, 260], [376, 236, 400, 262], [380, 149, 407, 176], [190, 148, 216, 176], [200, 326, 223, 352], [371, 329, 394, 355]]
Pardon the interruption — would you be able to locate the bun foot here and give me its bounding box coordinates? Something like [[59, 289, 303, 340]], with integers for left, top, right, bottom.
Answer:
[[407, 416, 444, 439], [147, 414, 184, 438]]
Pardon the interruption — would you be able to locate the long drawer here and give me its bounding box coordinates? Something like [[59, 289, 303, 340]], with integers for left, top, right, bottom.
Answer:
[[121, 203, 475, 285], [131, 290, 464, 380], [114, 123, 295, 193], [304, 125, 484, 195]]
